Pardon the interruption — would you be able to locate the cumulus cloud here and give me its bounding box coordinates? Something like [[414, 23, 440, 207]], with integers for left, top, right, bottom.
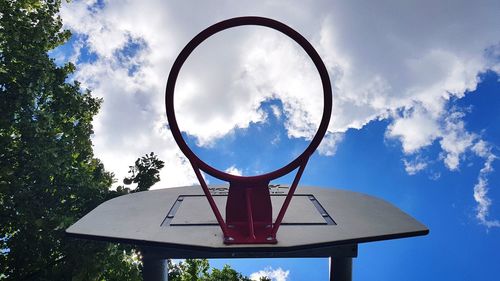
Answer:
[[250, 267, 289, 281], [318, 133, 344, 156], [388, 107, 499, 226], [270, 104, 282, 119], [439, 111, 477, 170], [386, 104, 441, 154], [58, 0, 500, 223], [471, 141, 500, 228], [403, 158, 428, 176], [225, 165, 243, 176], [387, 106, 477, 171]]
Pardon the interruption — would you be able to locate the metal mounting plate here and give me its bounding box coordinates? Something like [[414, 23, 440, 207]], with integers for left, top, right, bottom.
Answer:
[[168, 195, 330, 226]]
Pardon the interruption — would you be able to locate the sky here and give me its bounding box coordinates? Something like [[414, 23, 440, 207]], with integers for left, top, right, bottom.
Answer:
[[53, 0, 500, 280]]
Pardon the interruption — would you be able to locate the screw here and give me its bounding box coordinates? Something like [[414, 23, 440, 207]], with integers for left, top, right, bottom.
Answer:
[[225, 237, 234, 241], [322, 213, 328, 217], [177, 197, 184, 201], [266, 236, 274, 241]]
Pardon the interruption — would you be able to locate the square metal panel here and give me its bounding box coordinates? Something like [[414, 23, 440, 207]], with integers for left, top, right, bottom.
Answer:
[[169, 195, 329, 225]]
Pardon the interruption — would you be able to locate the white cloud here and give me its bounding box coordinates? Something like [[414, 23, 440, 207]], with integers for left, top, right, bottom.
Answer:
[[439, 111, 476, 170], [318, 133, 344, 156], [225, 165, 243, 176], [386, 104, 441, 154], [250, 267, 289, 281], [386, 106, 477, 171], [270, 104, 282, 119], [403, 158, 428, 175], [58, 0, 500, 224], [429, 172, 441, 181], [472, 140, 491, 158], [387, 105, 500, 225], [472, 142, 500, 228], [271, 133, 281, 146]]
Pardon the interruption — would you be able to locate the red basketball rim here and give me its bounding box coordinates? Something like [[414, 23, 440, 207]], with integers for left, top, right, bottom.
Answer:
[[165, 16, 332, 183]]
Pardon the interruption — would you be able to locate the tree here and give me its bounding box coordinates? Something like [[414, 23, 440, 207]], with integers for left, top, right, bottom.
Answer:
[[122, 152, 165, 193], [208, 264, 255, 281], [0, 0, 140, 279], [168, 259, 257, 281]]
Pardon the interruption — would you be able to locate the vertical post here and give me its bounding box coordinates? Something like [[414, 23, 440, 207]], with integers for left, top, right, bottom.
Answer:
[[329, 257, 352, 281], [142, 248, 168, 281]]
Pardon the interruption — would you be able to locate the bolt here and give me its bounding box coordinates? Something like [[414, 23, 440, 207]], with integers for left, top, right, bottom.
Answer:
[[266, 236, 274, 241], [177, 197, 184, 201], [225, 237, 234, 241]]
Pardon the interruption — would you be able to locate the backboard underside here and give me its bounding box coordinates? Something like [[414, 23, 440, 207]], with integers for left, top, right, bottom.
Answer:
[[66, 185, 428, 258]]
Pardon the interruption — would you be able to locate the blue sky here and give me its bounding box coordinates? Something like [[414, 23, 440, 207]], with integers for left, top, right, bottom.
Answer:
[[199, 72, 500, 280], [54, 1, 500, 280]]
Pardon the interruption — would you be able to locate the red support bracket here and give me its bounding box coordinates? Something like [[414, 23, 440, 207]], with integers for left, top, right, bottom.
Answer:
[[225, 180, 274, 244]]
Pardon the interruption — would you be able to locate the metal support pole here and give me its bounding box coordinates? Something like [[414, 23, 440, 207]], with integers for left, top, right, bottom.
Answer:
[[329, 257, 352, 281], [142, 249, 168, 281]]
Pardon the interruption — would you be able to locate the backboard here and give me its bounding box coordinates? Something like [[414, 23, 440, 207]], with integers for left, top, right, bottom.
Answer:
[[66, 185, 428, 258]]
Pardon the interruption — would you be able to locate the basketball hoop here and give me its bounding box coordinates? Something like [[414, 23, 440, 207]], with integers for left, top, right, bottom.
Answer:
[[67, 17, 428, 281], [165, 16, 332, 244]]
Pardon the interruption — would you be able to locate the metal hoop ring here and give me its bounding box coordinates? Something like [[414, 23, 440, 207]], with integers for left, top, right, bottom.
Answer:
[[165, 16, 332, 182]]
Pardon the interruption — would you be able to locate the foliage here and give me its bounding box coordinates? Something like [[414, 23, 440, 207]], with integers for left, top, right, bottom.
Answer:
[[208, 264, 255, 281], [0, 0, 146, 279], [122, 152, 165, 193], [168, 259, 260, 281]]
